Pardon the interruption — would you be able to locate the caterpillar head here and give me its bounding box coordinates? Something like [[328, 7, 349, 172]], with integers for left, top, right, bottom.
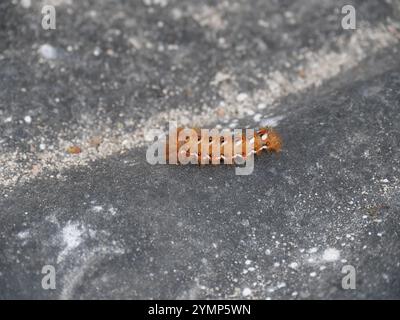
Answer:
[[257, 128, 282, 153]]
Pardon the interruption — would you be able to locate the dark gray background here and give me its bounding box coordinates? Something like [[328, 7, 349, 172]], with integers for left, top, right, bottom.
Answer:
[[0, 0, 399, 299]]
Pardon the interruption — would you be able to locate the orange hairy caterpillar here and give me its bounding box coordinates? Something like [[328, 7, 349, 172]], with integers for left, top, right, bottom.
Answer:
[[164, 127, 282, 164]]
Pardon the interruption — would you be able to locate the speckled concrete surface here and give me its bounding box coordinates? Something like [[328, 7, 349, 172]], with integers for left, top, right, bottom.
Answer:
[[0, 0, 400, 299]]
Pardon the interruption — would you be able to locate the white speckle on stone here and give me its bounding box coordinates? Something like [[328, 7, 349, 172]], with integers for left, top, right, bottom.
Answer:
[[253, 113, 262, 122], [57, 222, 84, 263], [289, 262, 299, 269], [322, 248, 340, 262], [236, 93, 248, 102], [260, 115, 285, 127], [310, 272, 317, 277], [245, 109, 255, 116], [265, 249, 271, 255], [245, 259, 252, 265], [93, 47, 101, 56], [257, 103, 267, 110], [382, 273, 389, 281], [38, 44, 57, 60], [20, 0, 31, 9], [210, 71, 231, 86], [92, 205, 103, 213], [242, 288, 252, 297], [108, 207, 117, 216], [23, 115, 32, 124], [308, 247, 318, 253], [17, 230, 30, 239], [171, 7, 183, 20], [241, 219, 250, 227], [277, 282, 286, 289], [143, 0, 168, 7], [273, 262, 280, 267]]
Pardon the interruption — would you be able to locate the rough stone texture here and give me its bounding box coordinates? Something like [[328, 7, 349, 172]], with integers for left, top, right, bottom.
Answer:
[[0, 0, 400, 299]]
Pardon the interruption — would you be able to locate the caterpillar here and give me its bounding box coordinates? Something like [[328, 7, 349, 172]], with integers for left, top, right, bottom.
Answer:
[[164, 127, 282, 164]]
